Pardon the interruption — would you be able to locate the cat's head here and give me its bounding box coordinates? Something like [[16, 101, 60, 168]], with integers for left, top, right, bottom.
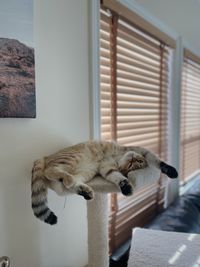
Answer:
[[119, 152, 148, 176]]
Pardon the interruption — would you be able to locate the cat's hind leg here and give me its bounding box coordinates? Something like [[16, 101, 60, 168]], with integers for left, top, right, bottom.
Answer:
[[44, 166, 74, 188], [70, 175, 94, 200], [45, 167, 94, 200]]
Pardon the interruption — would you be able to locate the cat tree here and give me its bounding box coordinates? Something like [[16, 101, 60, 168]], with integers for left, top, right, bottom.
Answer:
[[85, 165, 161, 267]]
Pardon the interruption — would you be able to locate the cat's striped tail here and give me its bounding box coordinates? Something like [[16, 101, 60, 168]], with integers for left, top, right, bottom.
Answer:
[[31, 159, 57, 225]]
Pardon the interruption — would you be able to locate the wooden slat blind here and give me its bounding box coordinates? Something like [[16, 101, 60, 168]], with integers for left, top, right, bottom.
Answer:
[[180, 54, 200, 184], [100, 7, 172, 252]]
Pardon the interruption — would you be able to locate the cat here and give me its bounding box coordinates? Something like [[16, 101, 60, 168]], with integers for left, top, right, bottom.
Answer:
[[31, 141, 178, 225]]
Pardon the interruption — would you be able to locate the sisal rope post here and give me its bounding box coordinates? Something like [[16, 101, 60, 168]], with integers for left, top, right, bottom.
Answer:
[[85, 165, 161, 267], [87, 193, 109, 267]]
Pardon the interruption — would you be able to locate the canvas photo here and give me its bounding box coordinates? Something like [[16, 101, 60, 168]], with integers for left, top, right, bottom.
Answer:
[[0, 0, 35, 118]]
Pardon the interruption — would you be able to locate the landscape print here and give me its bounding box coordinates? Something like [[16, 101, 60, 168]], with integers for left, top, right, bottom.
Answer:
[[0, 0, 35, 118]]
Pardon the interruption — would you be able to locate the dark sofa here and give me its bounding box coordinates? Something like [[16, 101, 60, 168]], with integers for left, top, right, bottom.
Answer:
[[146, 193, 200, 233], [110, 177, 200, 267]]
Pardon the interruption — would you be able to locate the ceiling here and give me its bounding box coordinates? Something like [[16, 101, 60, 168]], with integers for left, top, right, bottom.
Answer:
[[134, 0, 200, 52]]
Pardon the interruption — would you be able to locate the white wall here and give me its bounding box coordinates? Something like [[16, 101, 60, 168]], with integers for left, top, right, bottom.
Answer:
[[0, 0, 89, 266], [134, 0, 200, 52]]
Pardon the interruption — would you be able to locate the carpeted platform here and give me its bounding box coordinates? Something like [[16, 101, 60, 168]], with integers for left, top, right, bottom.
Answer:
[[128, 228, 200, 267]]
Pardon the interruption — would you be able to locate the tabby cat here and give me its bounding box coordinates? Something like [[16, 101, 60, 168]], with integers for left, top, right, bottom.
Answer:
[[31, 141, 178, 225]]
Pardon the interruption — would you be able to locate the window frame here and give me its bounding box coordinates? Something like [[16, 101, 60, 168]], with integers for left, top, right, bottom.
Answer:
[[89, 0, 185, 252], [180, 48, 200, 184], [100, 2, 175, 251]]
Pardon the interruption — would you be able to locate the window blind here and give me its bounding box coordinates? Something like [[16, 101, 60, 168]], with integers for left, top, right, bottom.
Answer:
[[180, 51, 200, 184], [100, 6, 172, 252]]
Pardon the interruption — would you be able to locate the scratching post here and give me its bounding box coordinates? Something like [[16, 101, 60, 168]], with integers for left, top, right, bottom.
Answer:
[[85, 165, 161, 267], [51, 165, 161, 266], [87, 193, 109, 267]]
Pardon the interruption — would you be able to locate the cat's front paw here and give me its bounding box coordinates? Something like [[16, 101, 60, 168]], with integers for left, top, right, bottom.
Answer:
[[77, 185, 94, 200], [160, 162, 178, 178], [119, 179, 133, 196]]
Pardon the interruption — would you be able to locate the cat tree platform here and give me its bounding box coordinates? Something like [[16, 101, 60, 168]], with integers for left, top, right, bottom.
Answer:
[[85, 165, 161, 267], [51, 165, 161, 266]]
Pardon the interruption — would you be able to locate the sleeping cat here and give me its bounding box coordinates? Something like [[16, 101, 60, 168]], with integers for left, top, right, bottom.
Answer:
[[31, 141, 178, 225]]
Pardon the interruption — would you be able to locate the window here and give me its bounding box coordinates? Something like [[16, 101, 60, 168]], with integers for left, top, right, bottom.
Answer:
[[100, 0, 174, 252], [180, 49, 200, 184]]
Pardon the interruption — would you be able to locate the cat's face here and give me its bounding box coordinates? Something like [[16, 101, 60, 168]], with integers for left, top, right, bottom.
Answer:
[[128, 156, 148, 171], [131, 156, 148, 170], [120, 155, 148, 176]]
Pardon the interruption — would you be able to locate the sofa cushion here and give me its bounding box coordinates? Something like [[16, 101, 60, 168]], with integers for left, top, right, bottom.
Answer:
[[146, 193, 200, 233]]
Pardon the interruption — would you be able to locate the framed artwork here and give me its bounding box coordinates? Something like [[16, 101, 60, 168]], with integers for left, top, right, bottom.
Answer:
[[0, 0, 36, 118]]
